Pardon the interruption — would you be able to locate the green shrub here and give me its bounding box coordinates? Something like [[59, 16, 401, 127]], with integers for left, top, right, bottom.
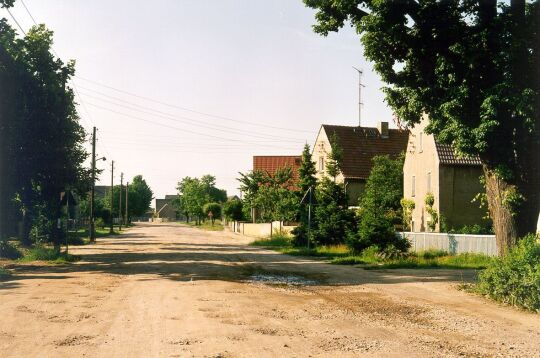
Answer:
[[95, 218, 106, 230], [250, 232, 292, 247], [20, 246, 80, 263], [477, 234, 540, 312], [347, 211, 410, 253], [0, 240, 23, 259]]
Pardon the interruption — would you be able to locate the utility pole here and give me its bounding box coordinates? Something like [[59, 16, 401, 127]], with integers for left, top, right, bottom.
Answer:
[[125, 181, 129, 227], [119, 173, 123, 231], [89, 126, 96, 243], [352, 67, 365, 127], [109, 160, 114, 234], [307, 186, 312, 250]]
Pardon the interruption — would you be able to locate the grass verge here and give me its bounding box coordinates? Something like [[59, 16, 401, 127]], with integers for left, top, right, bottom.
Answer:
[[181, 220, 224, 231], [251, 237, 492, 270], [18, 246, 80, 263]]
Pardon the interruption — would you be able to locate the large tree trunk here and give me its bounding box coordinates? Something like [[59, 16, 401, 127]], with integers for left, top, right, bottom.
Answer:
[[483, 166, 519, 256]]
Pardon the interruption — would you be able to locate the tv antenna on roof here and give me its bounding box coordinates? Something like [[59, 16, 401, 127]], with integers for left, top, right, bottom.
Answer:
[[352, 67, 365, 127]]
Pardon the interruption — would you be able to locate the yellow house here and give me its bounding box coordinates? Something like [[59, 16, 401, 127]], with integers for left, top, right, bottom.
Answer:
[[312, 122, 409, 206], [403, 117, 486, 232]]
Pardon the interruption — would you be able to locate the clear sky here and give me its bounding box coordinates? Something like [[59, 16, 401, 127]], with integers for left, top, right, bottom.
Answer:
[[4, 0, 394, 203]]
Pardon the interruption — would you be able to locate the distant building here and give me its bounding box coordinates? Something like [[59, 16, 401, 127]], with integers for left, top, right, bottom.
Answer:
[[253, 155, 302, 186], [312, 122, 409, 206], [227, 195, 240, 201], [403, 116, 485, 232], [155, 195, 179, 221]]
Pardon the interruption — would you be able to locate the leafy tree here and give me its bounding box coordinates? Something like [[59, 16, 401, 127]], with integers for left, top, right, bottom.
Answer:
[[237, 168, 298, 223], [0, 17, 88, 247], [127, 175, 153, 218], [400, 198, 415, 231], [348, 155, 407, 252], [223, 199, 244, 221], [176, 175, 226, 224], [203, 202, 222, 224], [424, 192, 439, 232], [303, 0, 539, 255]]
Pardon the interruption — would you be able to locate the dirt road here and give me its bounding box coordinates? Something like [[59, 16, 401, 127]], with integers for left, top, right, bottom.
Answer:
[[1, 223, 539, 357]]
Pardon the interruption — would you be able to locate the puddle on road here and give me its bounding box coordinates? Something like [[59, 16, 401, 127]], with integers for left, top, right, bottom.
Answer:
[[247, 273, 318, 286]]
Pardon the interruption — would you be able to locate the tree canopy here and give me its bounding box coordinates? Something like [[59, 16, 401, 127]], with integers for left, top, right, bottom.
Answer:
[[0, 17, 88, 246], [304, 0, 539, 254]]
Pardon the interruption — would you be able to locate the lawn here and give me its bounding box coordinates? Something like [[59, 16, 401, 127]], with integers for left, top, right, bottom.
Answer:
[[180, 220, 224, 231], [250, 236, 493, 270]]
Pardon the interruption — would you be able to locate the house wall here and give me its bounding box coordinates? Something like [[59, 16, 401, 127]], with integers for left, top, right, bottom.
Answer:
[[312, 126, 345, 184], [438, 165, 485, 230], [403, 117, 440, 232]]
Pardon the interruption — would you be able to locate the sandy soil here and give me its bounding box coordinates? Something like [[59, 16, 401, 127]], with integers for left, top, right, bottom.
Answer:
[[1, 223, 539, 357]]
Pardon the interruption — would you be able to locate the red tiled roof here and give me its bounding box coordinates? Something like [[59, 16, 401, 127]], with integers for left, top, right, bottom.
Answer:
[[253, 155, 301, 183], [435, 142, 482, 166], [322, 125, 409, 180]]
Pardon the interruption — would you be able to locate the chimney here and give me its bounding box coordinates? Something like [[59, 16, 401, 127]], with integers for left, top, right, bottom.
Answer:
[[378, 121, 389, 138]]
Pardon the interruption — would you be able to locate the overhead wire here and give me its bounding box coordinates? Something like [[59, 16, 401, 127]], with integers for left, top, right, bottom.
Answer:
[[77, 90, 307, 142], [75, 75, 317, 134]]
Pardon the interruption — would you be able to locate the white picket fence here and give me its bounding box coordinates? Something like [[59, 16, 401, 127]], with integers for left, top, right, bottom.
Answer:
[[399, 232, 498, 256]]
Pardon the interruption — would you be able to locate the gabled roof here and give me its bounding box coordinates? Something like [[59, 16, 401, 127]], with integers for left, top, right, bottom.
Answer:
[[253, 155, 301, 183], [435, 142, 482, 166], [321, 124, 409, 180]]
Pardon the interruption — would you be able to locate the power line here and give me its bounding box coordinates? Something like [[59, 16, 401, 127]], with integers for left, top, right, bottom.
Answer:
[[5, 7, 26, 35], [20, 0, 37, 25], [77, 90, 308, 142], [86, 101, 305, 149], [75, 76, 317, 134]]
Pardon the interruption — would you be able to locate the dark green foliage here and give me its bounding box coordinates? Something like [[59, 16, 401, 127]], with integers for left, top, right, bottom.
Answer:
[[310, 178, 356, 246], [477, 234, 540, 312], [348, 155, 406, 253], [449, 224, 494, 235], [0, 240, 22, 259], [298, 144, 317, 194], [128, 175, 154, 217], [0, 20, 88, 246], [223, 199, 244, 221]]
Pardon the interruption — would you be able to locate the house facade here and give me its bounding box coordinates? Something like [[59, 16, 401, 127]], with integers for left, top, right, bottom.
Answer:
[[155, 195, 179, 221], [403, 117, 485, 232], [312, 122, 409, 206]]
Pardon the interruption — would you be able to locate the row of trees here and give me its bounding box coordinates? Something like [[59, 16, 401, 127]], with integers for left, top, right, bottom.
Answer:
[[0, 4, 89, 248], [79, 175, 153, 225], [174, 175, 227, 225]]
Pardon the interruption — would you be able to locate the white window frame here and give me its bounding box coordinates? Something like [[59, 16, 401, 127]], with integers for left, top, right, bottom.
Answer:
[[412, 175, 416, 197], [427, 172, 431, 193]]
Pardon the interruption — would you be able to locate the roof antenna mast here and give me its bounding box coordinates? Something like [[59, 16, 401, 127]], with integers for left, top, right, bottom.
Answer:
[[352, 67, 365, 127]]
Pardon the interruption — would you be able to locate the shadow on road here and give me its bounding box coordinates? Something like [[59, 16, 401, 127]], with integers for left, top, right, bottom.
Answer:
[[1, 225, 479, 290]]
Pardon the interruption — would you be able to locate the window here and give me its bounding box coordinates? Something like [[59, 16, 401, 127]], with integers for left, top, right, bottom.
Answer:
[[319, 157, 325, 171], [412, 175, 416, 197], [427, 172, 431, 192], [419, 132, 423, 152]]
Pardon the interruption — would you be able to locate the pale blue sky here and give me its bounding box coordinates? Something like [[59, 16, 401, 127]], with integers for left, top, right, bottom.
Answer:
[[5, 0, 394, 201]]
